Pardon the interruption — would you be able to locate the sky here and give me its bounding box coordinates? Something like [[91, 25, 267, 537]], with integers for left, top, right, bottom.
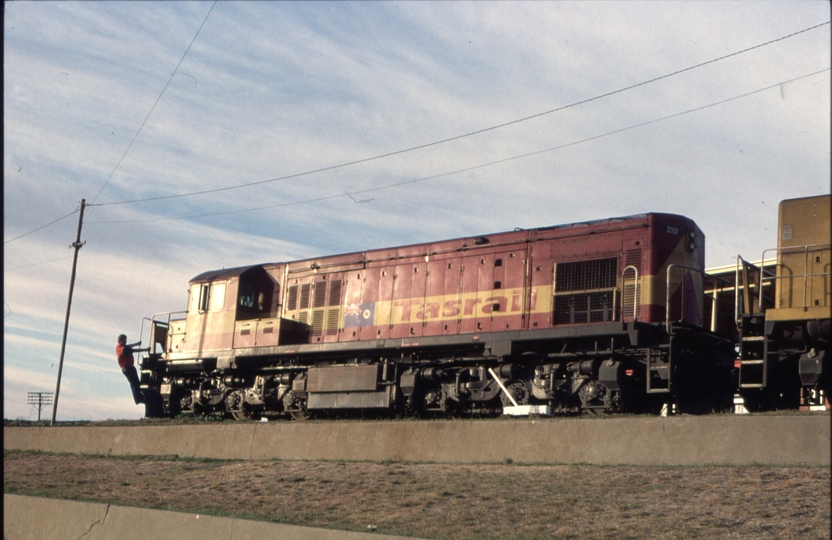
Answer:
[[4, 1, 830, 421]]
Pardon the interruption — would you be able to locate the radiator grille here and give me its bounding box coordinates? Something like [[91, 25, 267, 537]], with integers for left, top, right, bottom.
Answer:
[[554, 257, 617, 325], [555, 292, 614, 324], [556, 258, 617, 292]]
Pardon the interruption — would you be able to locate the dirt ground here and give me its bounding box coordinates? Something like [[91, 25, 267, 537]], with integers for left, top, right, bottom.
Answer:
[[4, 450, 829, 540]]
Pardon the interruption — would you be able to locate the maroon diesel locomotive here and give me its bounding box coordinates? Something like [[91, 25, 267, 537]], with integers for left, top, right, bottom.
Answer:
[[138, 212, 734, 419]]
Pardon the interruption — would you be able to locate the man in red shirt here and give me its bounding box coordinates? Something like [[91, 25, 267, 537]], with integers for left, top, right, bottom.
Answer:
[[116, 334, 148, 405]]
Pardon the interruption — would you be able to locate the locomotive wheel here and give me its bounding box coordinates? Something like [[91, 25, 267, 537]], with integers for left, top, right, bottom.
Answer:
[[290, 409, 311, 421], [283, 390, 311, 420], [225, 390, 251, 420], [499, 380, 529, 408], [582, 407, 603, 416], [230, 408, 253, 421]]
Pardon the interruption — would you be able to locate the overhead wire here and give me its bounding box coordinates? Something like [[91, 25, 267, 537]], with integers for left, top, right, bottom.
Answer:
[[7, 21, 830, 241], [87, 21, 831, 208], [89, 0, 218, 205], [3, 1, 218, 248], [85, 68, 830, 225], [3, 256, 75, 273], [3, 208, 80, 245]]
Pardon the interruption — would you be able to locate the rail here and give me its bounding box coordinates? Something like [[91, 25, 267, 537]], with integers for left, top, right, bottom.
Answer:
[[701, 273, 735, 334], [622, 264, 639, 322], [139, 311, 187, 355], [759, 243, 831, 313], [665, 264, 730, 336], [734, 257, 770, 322]]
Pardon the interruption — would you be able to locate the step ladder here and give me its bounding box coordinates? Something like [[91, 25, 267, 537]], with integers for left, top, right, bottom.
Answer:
[[646, 347, 670, 393], [738, 313, 768, 388], [734, 257, 773, 389]]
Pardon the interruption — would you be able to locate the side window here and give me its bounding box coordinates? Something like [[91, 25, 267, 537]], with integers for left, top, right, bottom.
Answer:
[[194, 282, 226, 312], [238, 292, 266, 310], [198, 284, 210, 311], [209, 282, 226, 311], [239, 293, 255, 309], [236, 270, 275, 319]]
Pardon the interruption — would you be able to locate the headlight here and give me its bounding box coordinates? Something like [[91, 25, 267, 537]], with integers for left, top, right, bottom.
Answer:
[[685, 229, 699, 252]]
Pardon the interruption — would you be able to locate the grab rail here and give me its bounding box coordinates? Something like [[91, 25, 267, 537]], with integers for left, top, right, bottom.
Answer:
[[759, 243, 830, 312], [665, 264, 730, 336], [139, 311, 187, 354], [622, 265, 639, 322]]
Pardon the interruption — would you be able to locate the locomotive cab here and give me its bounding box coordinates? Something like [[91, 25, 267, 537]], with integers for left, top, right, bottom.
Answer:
[[174, 264, 310, 359], [230, 265, 307, 350]]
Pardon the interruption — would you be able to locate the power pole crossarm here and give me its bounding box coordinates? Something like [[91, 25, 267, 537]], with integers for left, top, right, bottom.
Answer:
[[51, 199, 86, 426]]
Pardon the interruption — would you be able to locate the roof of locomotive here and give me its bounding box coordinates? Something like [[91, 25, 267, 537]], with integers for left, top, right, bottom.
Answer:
[[778, 193, 830, 206], [189, 212, 692, 283], [190, 263, 266, 284]]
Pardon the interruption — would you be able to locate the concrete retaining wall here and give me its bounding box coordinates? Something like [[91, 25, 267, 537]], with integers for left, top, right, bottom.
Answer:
[[4, 415, 829, 465], [3, 494, 421, 540]]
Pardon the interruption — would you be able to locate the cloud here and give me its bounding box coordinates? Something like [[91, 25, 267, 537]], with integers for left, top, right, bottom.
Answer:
[[4, 1, 829, 420]]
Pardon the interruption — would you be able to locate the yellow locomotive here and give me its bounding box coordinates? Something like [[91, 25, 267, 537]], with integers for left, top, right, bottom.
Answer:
[[735, 195, 830, 410]]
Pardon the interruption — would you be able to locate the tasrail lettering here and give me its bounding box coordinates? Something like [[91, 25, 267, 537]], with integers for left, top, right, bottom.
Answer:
[[388, 287, 543, 325]]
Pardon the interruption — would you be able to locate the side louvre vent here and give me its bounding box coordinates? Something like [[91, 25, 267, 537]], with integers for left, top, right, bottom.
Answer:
[[326, 308, 341, 335], [313, 284, 327, 308], [329, 280, 342, 307], [288, 278, 344, 338], [325, 280, 343, 335], [287, 285, 298, 311], [311, 310, 325, 337], [625, 249, 642, 270], [299, 284, 311, 310]]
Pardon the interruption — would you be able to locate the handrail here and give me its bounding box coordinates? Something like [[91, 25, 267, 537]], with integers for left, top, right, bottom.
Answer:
[[622, 265, 639, 322], [665, 264, 715, 336], [735, 256, 758, 319], [703, 272, 735, 334], [734, 257, 742, 323], [139, 311, 188, 355], [759, 243, 831, 312], [732, 256, 778, 322], [665, 264, 695, 335]]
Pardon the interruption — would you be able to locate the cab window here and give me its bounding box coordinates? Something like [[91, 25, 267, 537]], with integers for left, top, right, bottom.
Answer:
[[193, 282, 226, 312]]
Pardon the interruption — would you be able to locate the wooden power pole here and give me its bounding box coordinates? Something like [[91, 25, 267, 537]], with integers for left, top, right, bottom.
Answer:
[[51, 199, 86, 426]]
